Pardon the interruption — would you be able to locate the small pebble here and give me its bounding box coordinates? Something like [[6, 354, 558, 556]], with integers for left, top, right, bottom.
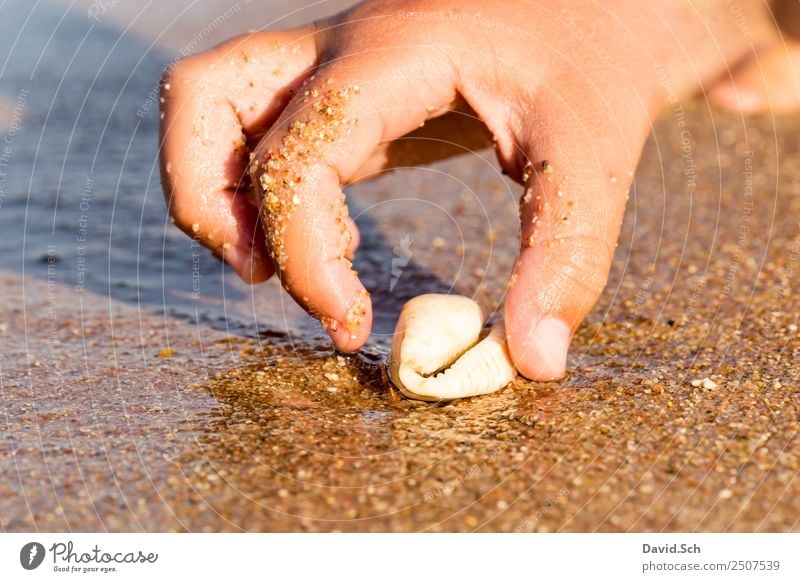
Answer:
[[690, 377, 717, 390], [702, 378, 718, 390]]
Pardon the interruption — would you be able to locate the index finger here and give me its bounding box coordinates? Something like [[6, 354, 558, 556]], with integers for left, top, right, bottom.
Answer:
[[250, 53, 459, 351]]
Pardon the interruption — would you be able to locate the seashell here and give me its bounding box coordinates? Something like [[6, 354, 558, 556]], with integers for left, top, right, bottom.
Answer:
[[389, 294, 516, 401]]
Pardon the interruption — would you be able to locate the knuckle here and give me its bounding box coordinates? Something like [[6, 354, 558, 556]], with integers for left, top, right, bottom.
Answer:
[[160, 54, 206, 101]]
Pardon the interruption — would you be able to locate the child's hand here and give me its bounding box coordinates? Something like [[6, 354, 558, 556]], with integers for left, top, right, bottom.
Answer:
[[160, 0, 770, 380]]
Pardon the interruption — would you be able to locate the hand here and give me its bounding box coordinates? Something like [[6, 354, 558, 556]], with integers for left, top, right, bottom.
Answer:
[[160, 0, 771, 379]]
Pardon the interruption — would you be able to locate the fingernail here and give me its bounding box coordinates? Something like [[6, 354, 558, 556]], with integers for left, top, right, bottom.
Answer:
[[708, 83, 762, 113], [530, 317, 570, 380], [245, 250, 271, 283], [221, 244, 246, 272], [733, 88, 765, 113], [321, 317, 356, 353], [225, 245, 266, 284], [321, 290, 371, 353], [240, 253, 258, 283]]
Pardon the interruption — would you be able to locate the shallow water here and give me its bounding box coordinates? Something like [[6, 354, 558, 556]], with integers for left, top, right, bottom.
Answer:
[[1, 1, 799, 531]]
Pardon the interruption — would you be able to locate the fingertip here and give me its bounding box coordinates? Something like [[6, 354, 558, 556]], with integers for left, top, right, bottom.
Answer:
[[240, 255, 272, 284], [225, 245, 273, 284], [506, 308, 570, 381], [504, 255, 572, 381], [707, 80, 764, 113], [321, 289, 373, 353], [327, 320, 370, 353]]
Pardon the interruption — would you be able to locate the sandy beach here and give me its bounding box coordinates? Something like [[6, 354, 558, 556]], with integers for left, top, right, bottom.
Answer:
[[1, 0, 798, 532]]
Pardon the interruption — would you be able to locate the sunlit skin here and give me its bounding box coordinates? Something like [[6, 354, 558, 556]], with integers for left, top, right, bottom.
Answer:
[[160, 0, 791, 382], [708, 0, 800, 114]]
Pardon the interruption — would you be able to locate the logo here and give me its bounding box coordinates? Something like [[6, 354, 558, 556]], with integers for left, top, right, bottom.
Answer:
[[20, 542, 46, 570], [390, 235, 413, 291]]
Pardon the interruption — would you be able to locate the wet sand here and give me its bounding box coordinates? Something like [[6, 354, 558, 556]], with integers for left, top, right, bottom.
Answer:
[[2, 0, 800, 532], [2, 99, 799, 532]]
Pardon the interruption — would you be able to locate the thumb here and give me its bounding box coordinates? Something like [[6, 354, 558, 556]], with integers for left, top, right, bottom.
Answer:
[[505, 106, 648, 380]]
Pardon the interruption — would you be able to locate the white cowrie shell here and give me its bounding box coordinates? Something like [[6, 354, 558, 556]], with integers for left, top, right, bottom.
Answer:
[[389, 294, 517, 401]]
